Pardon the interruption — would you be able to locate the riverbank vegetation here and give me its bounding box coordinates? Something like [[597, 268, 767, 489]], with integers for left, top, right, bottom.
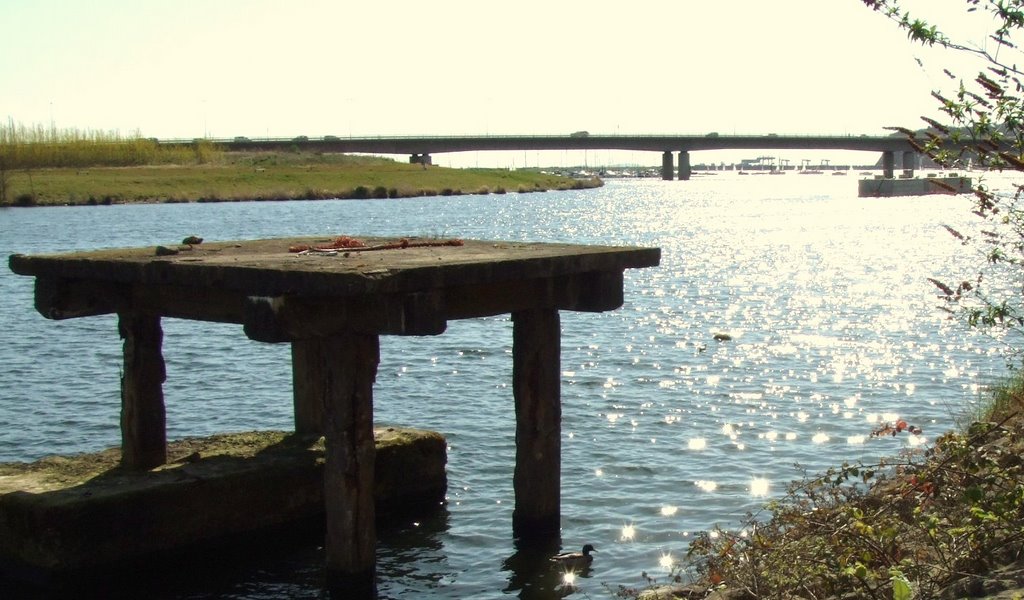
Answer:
[[0, 123, 599, 207], [0, 160, 598, 207], [0, 122, 217, 169], [645, 376, 1024, 599]]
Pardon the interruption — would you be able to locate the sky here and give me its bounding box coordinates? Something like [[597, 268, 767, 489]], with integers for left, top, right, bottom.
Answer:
[[0, 0, 1013, 167]]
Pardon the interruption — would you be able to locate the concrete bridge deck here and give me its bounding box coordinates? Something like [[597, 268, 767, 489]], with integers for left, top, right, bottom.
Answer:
[[160, 133, 922, 180], [165, 133, 916, 155]]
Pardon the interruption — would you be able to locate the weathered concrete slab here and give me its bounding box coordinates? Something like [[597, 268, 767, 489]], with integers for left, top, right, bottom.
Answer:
[[8, 236, 660, 339], [8, 236, 662, 298], [0, 427, 446, 584]]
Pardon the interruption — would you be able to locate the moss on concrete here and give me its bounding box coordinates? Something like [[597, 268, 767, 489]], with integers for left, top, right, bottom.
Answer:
[[0, 427, 446, 583]]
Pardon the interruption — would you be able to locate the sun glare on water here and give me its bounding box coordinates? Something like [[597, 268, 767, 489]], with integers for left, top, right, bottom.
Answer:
[[659, 553, 674, 569], [695, 480, 718, 492]]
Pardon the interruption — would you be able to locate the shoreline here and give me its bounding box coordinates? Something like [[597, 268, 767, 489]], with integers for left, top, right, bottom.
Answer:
[[0, 160, 603, 208]]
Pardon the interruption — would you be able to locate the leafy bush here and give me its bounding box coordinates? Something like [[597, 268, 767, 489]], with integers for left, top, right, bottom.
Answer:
[[683, 404, 1024, 599]]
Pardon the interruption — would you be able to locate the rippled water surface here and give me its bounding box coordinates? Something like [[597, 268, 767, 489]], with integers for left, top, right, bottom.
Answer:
[[0, 175, 1012, 598]]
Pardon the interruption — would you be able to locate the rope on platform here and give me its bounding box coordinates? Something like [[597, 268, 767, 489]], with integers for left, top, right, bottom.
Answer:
[[289, 237, 464, 255]]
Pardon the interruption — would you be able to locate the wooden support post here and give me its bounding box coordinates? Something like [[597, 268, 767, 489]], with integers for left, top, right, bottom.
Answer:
[[312, 333, 380, 594], [511, 308, 561, 539], [118, 313, 167, 470], [292, 340, 325, 435]]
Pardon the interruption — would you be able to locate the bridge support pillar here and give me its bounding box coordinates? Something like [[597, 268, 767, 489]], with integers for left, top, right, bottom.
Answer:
[[661, 152, 674, 180], [678, 151, 691, 181], [902, 151, 916, 178], [882, 151, 895, 179], [409, 154, 432, 166]]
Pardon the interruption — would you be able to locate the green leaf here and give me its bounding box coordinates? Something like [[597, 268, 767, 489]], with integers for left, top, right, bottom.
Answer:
[[891, 569, 913, 600]]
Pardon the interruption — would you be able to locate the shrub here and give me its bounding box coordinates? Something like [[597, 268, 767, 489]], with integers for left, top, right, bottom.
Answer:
[[303, 188, 332, 200], [13, 193, 36, 207]]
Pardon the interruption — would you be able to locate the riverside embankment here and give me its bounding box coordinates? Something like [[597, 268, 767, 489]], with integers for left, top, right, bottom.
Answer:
[[0, 154, 600, 207]]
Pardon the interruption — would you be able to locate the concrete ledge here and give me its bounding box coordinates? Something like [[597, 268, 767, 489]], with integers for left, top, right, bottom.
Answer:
[[858, 175, 973, 197], [0, 427, 446, 584]]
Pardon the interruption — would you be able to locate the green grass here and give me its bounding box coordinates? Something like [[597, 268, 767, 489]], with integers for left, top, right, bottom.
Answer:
[[976, 370, 1024, 423], [1, 160, 598, 206]]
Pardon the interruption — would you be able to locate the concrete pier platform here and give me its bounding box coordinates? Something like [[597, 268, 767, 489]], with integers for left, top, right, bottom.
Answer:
[[0, 427, 446, 587], [858, 175, 973, 197], [8, 235, 658, 588]]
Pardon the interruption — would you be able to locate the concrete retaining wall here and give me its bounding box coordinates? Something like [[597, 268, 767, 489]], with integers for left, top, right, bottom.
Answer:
[[0, 427, 446, 585]]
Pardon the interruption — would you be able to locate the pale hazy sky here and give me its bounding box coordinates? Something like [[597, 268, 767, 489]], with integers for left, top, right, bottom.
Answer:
[[0, 0, 1010, 165]]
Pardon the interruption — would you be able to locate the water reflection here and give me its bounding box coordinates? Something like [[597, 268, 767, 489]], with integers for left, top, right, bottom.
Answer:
[[501, 538, 575, 599], [658, 552, 675, 570], [695, 480, 718, 493], [750, 477, 770, 497]]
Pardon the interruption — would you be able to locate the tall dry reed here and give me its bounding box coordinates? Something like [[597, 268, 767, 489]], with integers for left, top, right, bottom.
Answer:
[[0, 120, 219, 169]]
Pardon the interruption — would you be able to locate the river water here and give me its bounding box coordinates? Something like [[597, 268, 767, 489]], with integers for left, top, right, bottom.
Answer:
[[0, 174, 1013, 598]]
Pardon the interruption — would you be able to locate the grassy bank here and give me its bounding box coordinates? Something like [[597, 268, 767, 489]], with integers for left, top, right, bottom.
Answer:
[[0, 154, 600, 207], [642, 375, 1024, 600], [0, 124, 600, 206]]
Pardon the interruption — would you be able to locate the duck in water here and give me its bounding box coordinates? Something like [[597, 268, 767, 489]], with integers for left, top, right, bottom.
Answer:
[[550, 544, 597, 569]]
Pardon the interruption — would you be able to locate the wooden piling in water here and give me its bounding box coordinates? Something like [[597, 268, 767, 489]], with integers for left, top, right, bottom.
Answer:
[[512, 308, 562, 538], [316, 332, 380, 592], [291, 339, 326, 435], [118, 312, 167, 470]]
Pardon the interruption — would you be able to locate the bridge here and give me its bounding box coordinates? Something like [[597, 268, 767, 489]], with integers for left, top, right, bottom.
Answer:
[[162, 134, 921, 180]]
